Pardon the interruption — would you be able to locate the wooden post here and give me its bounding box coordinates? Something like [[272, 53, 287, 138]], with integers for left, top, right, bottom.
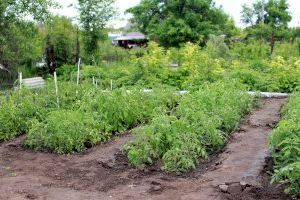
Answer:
[[54, 71, 60, 108], [92, 76, 95, 85], [19, 72, 22, 89], [77, 58, 81, 85], [111, 80, 113, 91]]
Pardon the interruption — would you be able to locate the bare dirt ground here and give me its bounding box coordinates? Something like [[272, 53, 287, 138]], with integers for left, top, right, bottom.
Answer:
[[0, 98, 294, 200]]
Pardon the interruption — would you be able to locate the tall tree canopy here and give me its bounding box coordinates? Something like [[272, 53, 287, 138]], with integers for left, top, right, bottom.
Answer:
[[0, 0, 56, 77], [42, 16, 78, 72], [241, 0, 292, 54], [127, 0, 236, 47], [78, 0, 116, 63]]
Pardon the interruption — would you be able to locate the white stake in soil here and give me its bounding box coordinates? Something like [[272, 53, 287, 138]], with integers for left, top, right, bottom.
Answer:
[[77, 58, 81, 86], [54, 71, 60, 108], [19, 72, 22, 89]]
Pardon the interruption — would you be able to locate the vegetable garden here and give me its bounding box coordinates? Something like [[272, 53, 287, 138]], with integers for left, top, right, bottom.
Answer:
[[2, 0, 300, 199], [1, 41, 300, 198]]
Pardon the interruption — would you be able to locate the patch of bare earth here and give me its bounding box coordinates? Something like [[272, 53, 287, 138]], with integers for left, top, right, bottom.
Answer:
[[0, 98, 294, 200]]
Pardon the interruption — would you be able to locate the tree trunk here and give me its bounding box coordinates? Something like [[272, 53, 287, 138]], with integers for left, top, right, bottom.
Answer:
[[45, 37, 56, 74]]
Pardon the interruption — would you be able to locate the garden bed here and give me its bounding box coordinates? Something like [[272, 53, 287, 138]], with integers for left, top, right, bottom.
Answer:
[[0, 98, 291, 200]]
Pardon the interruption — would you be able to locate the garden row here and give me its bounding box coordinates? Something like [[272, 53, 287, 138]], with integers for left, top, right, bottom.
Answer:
[[0, 80, 253, 161], [270, 94, 300, 196], [0, 82, 178, 153], [124, 81, 254, 173]]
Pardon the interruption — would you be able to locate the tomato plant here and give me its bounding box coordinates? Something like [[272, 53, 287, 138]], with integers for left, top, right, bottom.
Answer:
[[269, 93, 300, 196], [124, 81, 254, 173]]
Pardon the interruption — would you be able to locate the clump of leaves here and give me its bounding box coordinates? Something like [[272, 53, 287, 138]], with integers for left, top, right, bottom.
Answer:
[[124, 81, 253, 173], [79, 87, 178, 134], [26, 110, 104, 154], [272, 162, 300, 195], [0, 89, 47, 141], [269, 93, 300, 196], [124, 116, 207, 173]]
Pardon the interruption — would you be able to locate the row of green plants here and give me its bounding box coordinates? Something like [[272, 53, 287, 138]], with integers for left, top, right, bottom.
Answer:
[[56, 41, 300, 93], [124, 81, 254, 173], [269, 94, 300, 196], [0, 81, 178, 154]]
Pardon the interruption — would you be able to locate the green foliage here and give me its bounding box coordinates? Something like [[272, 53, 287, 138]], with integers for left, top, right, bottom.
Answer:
[[79, 87, 178, 133], [0, 89, 47, 141], [241, 0, 292, 53], [273, 42, 300, 58], [0, 0, 57, 83], [96, 40, 143, 63], [205, 35, 232, 59], [269, 93, 300, 196], [272, 162, 300, 195], [78, 0, 116, 63], [128, 0, 236, 47], [26, 110, 103, 154], [55, 41, 300, 93], [231, 39, 270, 60], [125, 116, 207, 172], [0, 78, 178, 153], [43, 16, 78, 68], [124, 81, 253, 173], [228, 56, 300, 93]]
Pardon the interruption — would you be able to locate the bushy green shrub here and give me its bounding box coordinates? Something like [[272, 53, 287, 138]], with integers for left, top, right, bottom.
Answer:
[[269, 93, 300, 196], [0, 89, 47, 141], [124, 81, 253, 173], [125, 116, 207, 172], [79, 87, 178, 133], [26, 110, 103, 154], [272, 162, 300, 195], [228, 56, 300, 93]]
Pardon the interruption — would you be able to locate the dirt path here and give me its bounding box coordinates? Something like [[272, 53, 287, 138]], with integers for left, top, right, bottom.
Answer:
[[0, 98, 291, 200]]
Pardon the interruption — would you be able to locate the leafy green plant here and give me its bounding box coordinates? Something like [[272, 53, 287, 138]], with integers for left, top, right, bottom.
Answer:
[[269, 93, 300, 196], [26, 110, 104, 154], [272, 162, 300, 195], [79, 87, 178, 133], [0, 88, 47, 141], [21, 83, 178, 153], [124, 81, 253, 173]]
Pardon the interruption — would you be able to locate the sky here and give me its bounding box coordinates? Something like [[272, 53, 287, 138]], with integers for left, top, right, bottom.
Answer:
[[53, 0, 300, 28]]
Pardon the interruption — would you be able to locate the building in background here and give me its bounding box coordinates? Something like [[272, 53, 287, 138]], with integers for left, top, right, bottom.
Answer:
[[109, 32, 149, 49]]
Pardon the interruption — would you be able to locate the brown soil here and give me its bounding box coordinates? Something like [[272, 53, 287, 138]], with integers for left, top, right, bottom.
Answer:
[[0, 98, 295, 200]]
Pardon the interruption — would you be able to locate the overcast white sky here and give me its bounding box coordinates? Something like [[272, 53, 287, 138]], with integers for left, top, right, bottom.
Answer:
[[53, 0, 300, 28]]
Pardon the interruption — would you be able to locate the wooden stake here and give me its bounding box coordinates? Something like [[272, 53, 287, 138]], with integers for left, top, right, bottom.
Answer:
[[54, 71, 60, 108], [77, 58, 81, 85], [19, 72, 22, 89], [111, 80, 113, 91]]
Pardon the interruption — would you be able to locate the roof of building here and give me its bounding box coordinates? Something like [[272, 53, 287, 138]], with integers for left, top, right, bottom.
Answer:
[[114, 32, 148, 41]]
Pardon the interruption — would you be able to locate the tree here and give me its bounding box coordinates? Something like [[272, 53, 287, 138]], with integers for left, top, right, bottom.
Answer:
[[78, 0, 116, 64], [241, 0, 292, 54], [42, 16, 77, 72], [0, 0, 56, 83], [127, 0, 236, 47]]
